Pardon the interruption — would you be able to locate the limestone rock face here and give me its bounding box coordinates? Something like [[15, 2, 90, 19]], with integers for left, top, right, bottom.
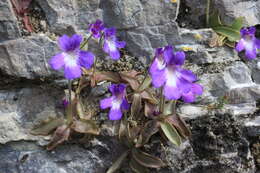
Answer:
[[0, 35, 60, 79], [0, 0, 260, 172], [0, 0, 21, 42]]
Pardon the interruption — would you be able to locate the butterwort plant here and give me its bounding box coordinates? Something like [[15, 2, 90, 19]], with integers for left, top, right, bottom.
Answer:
[[34, 19, 205, 172]]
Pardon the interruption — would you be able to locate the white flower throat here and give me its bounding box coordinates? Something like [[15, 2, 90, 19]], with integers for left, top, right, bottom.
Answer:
[[63, 51, 78, 67]]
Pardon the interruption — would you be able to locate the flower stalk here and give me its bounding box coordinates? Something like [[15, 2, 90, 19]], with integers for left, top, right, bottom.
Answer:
[[67, 80, 73, 124]]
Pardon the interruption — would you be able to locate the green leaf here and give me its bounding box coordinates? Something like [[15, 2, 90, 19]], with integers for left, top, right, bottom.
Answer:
[[131, 93, 142, 118], [225, 40, 236, 48], [93, 71, 121, 84], [167, 114, 191, 138], [130, 157, 149, 173], [163, 100, 176, 115], [136, 120, 159, 147], [106, 150, 129, 173], [231, 17, 244, 31], [140, 90, 158, 105], [119, 72, 140, 90], [132, 149, 165, 168], [137, 75, 152, 92], [213, 26, 240, 42], [31, 117, 65, 135], [160, 121, 182, 146], [71, 120, 100, 135], [209, 11, 222, 28], [144, 102, 158, 117]]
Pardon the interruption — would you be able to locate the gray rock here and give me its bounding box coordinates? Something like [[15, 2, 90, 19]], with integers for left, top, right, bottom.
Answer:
[[0, 86, 64, 144], [153, 113, 257, 173], [101, 0, 178, 29], [100, 0, 180, 61], [188, 113, 256, 173], [0, 35, 61, 79], [246, 57, 260, 84], [0, 0, 21, 42], [36, 0, 103, 34], [0, 138, 125, 173], [180, 0, 207, 28], [123, 22, 180, 61], [214, 0, 260, 26]]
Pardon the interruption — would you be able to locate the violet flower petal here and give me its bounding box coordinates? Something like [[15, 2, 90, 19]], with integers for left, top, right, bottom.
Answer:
[[58, 35, 70, 51], [109, 107, 122, 120], [121, 98, 130, 110], [245, 48, 257, 59], [100, 97, 113, 109], [182, 92, 195, 103], [163, 45, 174, 64], [163, 83, 181, 100], [64, 64, 82, 79], [116, 41, 126, 48], [49, 53, 65, 70], [236, 39, 245, 52], [192, 83, 203, 95], [255, 39, 260, 49], [79, 50, 95, 69], [151, 69, 166, 88], [179, 69, 197, 82], [173, 51, 185, 65]]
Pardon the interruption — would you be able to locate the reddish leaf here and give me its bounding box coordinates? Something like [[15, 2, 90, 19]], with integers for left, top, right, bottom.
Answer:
[[92, 71, 121, 87], [144, 102, 159, 118], [107, 150, 129, 173], [129, 157, 149, 173], [166, 114, 191, 138], [30, 117, 65, 136], [47, 125, 70, 150], [140, 90, 158, 104], [136, 120, 159, 147], [127, 124, 141, 142], [120, 70, 140, 78], [23, 15, 33, 32], [71, 120, 100, 135], [137, 75, 151, 92], [119, 73, 140, 90], [11, 0, 32, 14], [131, 93, 142, 118], [118, 120, 132, 147], [132, 149, 165, 168]]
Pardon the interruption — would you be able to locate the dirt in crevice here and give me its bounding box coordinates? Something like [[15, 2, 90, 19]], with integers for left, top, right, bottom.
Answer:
[[11, 0, 48, 36], [0, 69, 64, 90], [176, 0, 206, 29]]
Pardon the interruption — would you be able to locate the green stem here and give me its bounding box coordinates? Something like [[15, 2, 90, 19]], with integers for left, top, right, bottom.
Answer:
[[93, 34, 104, 76], [206, 0, 211, 27], [67, 80, 73, 123], [80, 34, 93, 49], [137, 55, 157, 92], [172, 100, 177, 115], [159, 87, 165, 113]]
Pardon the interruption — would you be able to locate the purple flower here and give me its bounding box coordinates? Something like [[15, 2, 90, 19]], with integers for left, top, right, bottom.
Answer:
[[62, 99, 69, 107], [49, 34, 95, 80], [103, 27, 126, 60], [100, 84, 129, 120], [149, 45, 202, 102], [235, 26, 260, 60], [88, 20, 105, 39], [181, 83, 203, 103]]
